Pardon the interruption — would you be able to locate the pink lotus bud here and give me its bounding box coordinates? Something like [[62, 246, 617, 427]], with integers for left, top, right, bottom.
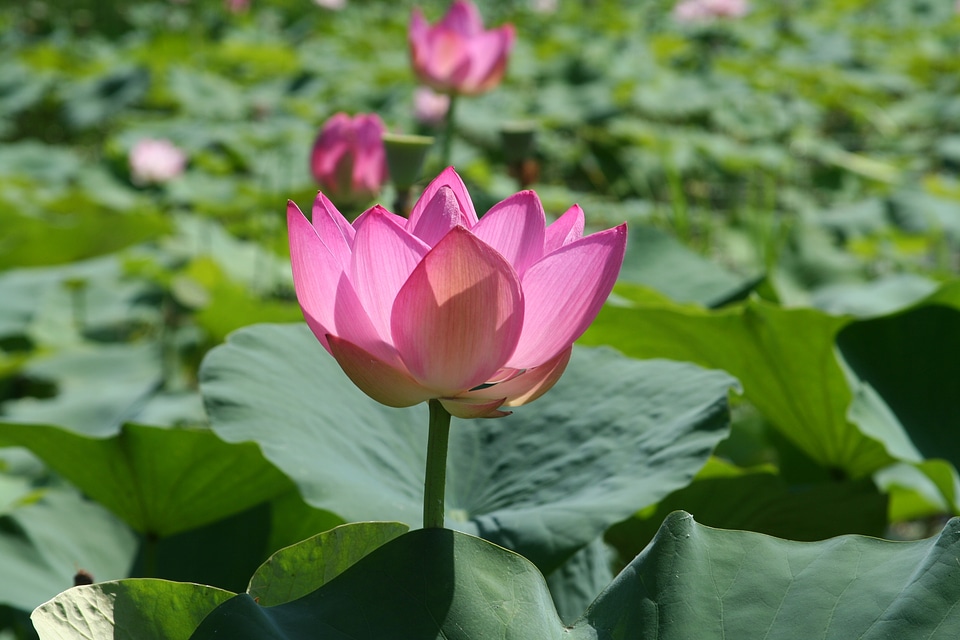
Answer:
[[409, 0, 516, 96], [129, 138, 187, 185], [310, 113, 388, 207], [413, 87, 450, 126], [287, 167, 627, 419]]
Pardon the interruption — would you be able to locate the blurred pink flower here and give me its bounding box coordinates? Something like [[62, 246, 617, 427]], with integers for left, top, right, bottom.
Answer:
[[413, 87, 451, 126], [673, 0, 749, 22], [225, 0, 249, 12], [409, 0, 515, 96], [313, 0, 345, 8], [310, 113, 388, 207], [287, 167, 627, 418], [530, 0, 558, 14], [129, 138, 187, 185]]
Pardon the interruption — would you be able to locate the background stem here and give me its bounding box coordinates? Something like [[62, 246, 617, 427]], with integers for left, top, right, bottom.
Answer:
[[440, 94, 459, 169]]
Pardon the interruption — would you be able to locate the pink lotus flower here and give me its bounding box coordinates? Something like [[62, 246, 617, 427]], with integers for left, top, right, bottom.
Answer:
[[673, 0, 749, 22], [310, 113, 388, 207], [288, 167, 626, 419], [409, 0, 515, 96], [413, 87, 451, 126], [129, 138, 187, 185]]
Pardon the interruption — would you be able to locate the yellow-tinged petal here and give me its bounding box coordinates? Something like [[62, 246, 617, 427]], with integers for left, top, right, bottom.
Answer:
[[328, 335, 434, 408]]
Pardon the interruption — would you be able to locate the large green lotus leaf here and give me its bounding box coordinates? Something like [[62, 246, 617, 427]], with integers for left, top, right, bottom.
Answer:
[[1, 344, 162, 437], [605, 458, 888, 562], [619, 224, 760, 307], [544, 536, 614, 625], [31, 580, 233, 640], [188, 515, 960, 640], [837, 303, 960, 470], [0, 191, 169, 270], [0, 422, 293, 537], [581, 295, 897, 477], [0, 255, 157, 346], [248, 521, 409, 607], [190, 528, 564, 640], [0, 485, 137, 613], [577, 511, 960, 639], [811, 274, 940, 317], [200, 323, 737, 573]]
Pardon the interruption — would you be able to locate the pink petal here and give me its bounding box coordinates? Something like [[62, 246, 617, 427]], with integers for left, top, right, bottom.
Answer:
[[352, 114, 387, 193], [291, 201, 391, 363], [391, 227, 523, 396], [460, 347, 570, 406], [353, 203, 409, 230], [460, 26, 515, 94], [310, 113, 352, 180], [408, 167, 478, 234], [543, 204, 585, 254], [288, 201, 344, 353], [439, 396, 510, 419], [424, 30, 471, 84], [311, 192, 355, 267], [349, 207, 430, 345], [439, 0, 485, 36], [471, 190, 545, 277], [328, 335, 434, 408], [507, 224, 627, 369], [408, 186, 470, 247]]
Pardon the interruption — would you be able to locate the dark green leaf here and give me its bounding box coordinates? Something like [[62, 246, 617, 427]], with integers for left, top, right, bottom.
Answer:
[[248, 521, 409, 607], [0, 422, 294, 536]]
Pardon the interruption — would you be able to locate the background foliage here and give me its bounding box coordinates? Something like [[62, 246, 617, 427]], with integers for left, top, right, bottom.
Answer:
[[2, 0, 960, 637]]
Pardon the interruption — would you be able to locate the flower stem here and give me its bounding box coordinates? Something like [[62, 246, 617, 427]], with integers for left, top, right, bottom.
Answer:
[[423, 399, 452, 529], [440, 94, 459, 168]]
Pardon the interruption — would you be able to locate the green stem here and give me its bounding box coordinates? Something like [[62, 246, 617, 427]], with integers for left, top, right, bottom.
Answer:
[[423, 399, 452, 529], [440, 94, 459, 168]]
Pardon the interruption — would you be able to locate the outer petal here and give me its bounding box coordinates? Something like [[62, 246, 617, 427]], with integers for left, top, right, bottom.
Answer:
[[311, 192, 354, 267], [422, 30, 471, 88], [310, 113, 352, 186], [461, 26, 515, 95], [507, 224, 627, 369], [543, 204, 585, 254], [328, 335, 434, 408], [392, 227, 523, 396], [462, 346, 571, 407], [352, 114, 387, 194], [349, 207, 430, 345], [408, 167, 479, 233], [439, 0, 485, 36], [439, 397, 510, 419], [471, 190, 545, 277], [353, 203, 409, 230], [288, 201, 344, 353]]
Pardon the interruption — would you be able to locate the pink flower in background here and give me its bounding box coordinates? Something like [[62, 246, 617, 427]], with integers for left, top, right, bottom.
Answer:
[[287, 167, 627, 418], [225, 0, 250, 12], [310, 113, 387, 206], [673, 0, 749, 22], [413, 87, 451, 126], [129, 138, 187, 185], [313, 0, 345, 8], [409, 0, 515, 96]]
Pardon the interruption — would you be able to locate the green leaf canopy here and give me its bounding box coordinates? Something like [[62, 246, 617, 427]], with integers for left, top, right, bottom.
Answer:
[[199, 323, 739, 572]]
